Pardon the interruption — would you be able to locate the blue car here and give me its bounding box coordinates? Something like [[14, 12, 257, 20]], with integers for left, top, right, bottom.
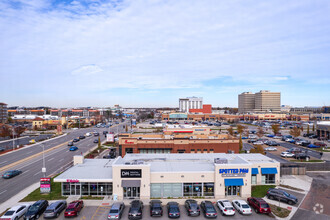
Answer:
[[2, 170, 22, 179], [242, 136, 248, 139], [267, 134, 275, 138], [307, 144, 320, 148], [69, 146, 78, 151]]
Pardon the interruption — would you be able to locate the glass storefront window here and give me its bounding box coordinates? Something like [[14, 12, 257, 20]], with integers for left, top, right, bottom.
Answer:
[[81, 183, 89, 195], [98, 183, 106, 195], [105, 183, 113, 195], [203, 183, 214, 197], [90, 183, 98, 195], [184, 183, 193, 197], [251, 175, 257, 185], [151, 184, 162, 198], [263, 174, 275, 184], [193, 183, 202, 196], [63, 183, 70, 196], [163, 183, 173, 198]]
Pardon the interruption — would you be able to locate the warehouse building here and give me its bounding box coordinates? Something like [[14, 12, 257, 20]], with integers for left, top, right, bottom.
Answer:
[[54, 153, 280, 200]]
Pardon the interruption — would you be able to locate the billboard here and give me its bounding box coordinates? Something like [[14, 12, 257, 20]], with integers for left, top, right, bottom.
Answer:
[[107, 133, 114, 142], [40, 177, 51, 193]]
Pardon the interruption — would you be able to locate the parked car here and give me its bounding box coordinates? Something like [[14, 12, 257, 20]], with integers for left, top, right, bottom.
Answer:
[[0, 204, 30, 220], [285, 138, 295, 143], [44, 200, 67, 218], [69, 146, 78, 151], [247, 197, 271, 214], [108, 202, 125, 219], [307, 144, 320, 148], [0, 147, 5, 152], [167, 202, 180, 218], [79, 135, 85, 139], [248, 139, 257, 143], [253, 141, 264, 145], [232, 200, 252, 215], [268, 141, 279, 146], [287, 148, 302, 154], [64, 200, 84, 217], [67, 142, 73, 146], [128, 200, 143, 219], [24, 200, 49, 220], [184, 199, 200, 216], [200, 201, 217, 218], [72, 138, 79, 142], [273, 135, 282, 139], [308, 134, 318, 139], [86, 132, 92, 137], [266, 134, 275, 138], [314, 142, 327, 147], [2, 170, 22, 179], [280, 152, 295, 158], [267, 188, 298, 205], [150, 200, 163, 217], [265, 147, 277, 151], [216, 199, 235, 216], [293, 153, 310, 160], [282, 135, 293, 141], [94, 132, 99, 136]]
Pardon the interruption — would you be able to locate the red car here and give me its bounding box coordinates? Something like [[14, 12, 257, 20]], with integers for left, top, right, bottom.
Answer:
[[64, 200, 84, 217], [247, 197, 271, 214]]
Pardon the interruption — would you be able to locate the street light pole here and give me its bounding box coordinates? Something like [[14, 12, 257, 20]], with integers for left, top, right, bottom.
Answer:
[[41, 144, 46, 177]]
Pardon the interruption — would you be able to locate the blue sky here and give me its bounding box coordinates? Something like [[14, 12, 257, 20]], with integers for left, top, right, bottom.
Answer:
[[0, 0, 330, 108]]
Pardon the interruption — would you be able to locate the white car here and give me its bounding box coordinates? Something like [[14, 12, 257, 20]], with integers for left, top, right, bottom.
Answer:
[[217, 199, 235, 216], [265, 147, 277, 151], [253, 141, 264, 145], [232, 200, 252, 215], [285, 138, 294, 142], [274, 136, 282, 139], [0, 204, 30, 220], [281, 151, 295, 158], [85, 132, 92, 137]]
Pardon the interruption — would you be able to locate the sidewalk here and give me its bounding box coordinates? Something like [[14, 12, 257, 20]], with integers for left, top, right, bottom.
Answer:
[[321, 152, 330, 161]]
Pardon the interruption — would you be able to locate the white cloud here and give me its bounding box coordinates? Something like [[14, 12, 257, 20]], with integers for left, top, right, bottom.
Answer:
[[71, 64, 103, 76]]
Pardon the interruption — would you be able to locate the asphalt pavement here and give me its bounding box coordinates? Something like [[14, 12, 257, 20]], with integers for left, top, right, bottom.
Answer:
[[0, 134, 53, 150], [0, 122, 129, 204]]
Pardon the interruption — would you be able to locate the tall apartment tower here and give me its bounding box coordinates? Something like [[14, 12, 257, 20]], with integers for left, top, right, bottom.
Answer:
[[179, 97, 203, 113], [254, 90, 281, 112], [0, 102, 8, 123], [238, 92, 255, 113]]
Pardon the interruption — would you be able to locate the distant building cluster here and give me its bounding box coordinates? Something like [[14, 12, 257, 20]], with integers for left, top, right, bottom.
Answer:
[[238, 90, 281, 113]]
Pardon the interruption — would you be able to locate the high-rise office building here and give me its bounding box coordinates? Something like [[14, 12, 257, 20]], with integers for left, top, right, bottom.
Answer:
[[0, 102, 8, 123], [238, 90, 281, 113], [238, 92, 255, 113], [179, 97, 203, 113]]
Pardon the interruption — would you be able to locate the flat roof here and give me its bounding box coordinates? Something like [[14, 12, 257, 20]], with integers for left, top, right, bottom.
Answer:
[[54, 159, 114, 182]]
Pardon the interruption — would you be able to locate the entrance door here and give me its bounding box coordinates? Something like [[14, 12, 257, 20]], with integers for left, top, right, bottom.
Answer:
[[124, 187, 140, 198], [225, 186, 241, 196]]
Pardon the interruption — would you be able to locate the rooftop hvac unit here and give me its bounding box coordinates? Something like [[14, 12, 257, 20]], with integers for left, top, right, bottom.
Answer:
[[124, 162, 131, 165], [131, 160, 144, 165], [214, 158, 228, 164]]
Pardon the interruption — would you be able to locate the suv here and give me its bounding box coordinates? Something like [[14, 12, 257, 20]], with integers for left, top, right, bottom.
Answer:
[[184, 199, 200, 216], [64, 200, 84, 217], [44, 200, 67, 218], [108, 202, 125, 219], [314, 142, 327, 147], [150, 200, 163, 217], [128, 200, 143, 219], [247, 197, 271, 214], [216, 200, 235, 216], [24, 200, 49, 220], [200, 201, 217, 218], [293, 153, 310, 160], [267, 188, 298, 205]]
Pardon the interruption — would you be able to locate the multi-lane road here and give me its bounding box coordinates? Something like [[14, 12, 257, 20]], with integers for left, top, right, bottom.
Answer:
[[0, 122, 129, 205]]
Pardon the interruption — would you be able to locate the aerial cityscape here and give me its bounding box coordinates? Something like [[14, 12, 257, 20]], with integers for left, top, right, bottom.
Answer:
[[1, 1, 330, 220]]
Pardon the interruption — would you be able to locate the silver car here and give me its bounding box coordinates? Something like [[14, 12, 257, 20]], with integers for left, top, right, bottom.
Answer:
[[108, 202, 125, 219], [44, 200, 67, 218]]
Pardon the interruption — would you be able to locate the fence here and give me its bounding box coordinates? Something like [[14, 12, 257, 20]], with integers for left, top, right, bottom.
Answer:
[[281, 165, 306, 175], [281, 162, 330, 175]]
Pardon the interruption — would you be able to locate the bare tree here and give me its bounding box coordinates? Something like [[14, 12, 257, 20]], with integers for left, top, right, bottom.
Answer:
[[227, 126, 234, 136], [237, 124, 246, 135], [256, 126, 264, 138], [250, 145, 265, 154], [0, 125, 12, 138], [271, 124, 280, 135], [14, 126, 26, 137], [290, 126, 301, 138]]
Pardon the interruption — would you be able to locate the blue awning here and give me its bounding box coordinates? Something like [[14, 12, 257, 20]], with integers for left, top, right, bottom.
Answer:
[[252, 168, 259, 175], [224, 178, 244, 186], [261, 168, 278, 174]]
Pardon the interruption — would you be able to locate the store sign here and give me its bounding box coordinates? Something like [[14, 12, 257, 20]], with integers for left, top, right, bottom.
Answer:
[[121, 169, 142, 178], [125, 140, 134, 144], [40, 178, 51, 193], [219, 168, 248, 177], [66, 179, 79, 183], [195, 129, 206, 131], [107, 133, 114, 142]]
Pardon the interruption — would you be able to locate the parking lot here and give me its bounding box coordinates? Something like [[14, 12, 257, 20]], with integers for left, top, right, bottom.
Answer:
[[40, 204, 273, 220]]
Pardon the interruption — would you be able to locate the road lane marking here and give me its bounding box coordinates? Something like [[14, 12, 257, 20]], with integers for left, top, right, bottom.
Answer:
[[59, 159, 64, 162], [0, 160, 7, 165], [48, 157, 54, 162], [26, 151, 33, 154], [0, 190, 7, 195], [34, 171, 41, 176]]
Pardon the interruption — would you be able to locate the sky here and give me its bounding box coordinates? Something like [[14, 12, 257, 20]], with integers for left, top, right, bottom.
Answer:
[[0, 0, 330, 108]]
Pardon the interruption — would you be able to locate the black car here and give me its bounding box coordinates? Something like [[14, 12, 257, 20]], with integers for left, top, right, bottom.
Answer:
[[73, 138, 79, 142], [43, 200, 67, 218], [266, 188, 298, 205], [103, 131, 108, 135], [167, 202, 180, 218], [94, 132, 99, 136], [293, 153, 310, 160], [68, 142, 73, 146], [150, 200, 163, 217], [185, 199, 200, 216], [200, 201, 217, 218], [79, 135, 85, 139], [2, 170, 22, 179], [128, 200, 143, 219], [24, 200, 49, 220], [308, 134, 318, 139], [93, 139, 99, 143]]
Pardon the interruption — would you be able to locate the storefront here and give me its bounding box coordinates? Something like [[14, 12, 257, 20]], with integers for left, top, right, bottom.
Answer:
[[54, 153, 280, 199]]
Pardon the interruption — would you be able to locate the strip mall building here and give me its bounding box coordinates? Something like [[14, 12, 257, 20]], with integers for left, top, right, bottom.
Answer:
[[54, 153, 280, 200]]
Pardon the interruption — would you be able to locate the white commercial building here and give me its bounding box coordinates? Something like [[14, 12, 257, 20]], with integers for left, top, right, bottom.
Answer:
[[54, 153, 280, 200], [179, 97, 203, 113]]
